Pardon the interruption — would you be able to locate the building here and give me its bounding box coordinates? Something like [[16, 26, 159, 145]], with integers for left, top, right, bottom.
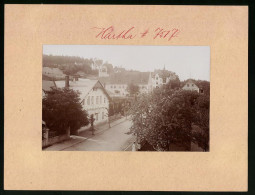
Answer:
[[55, 76, 111, 125], [98, 64, 109, 77], [98, 68, 178, 97], [182, 79, 199, 92], [149, 68, 177, 89], [42, 67, 66, 79], [99, 71, 151, 97], [42, 80, 56, 97]]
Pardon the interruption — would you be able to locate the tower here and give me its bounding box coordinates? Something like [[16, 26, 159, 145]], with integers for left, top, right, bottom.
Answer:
[[98, 65, 109, 77]]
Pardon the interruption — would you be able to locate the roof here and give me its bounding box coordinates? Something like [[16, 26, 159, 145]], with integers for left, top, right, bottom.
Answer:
[[42, 80, 56, 91], [42, 67, 65, 75], [55, 78, 111, 100], [152, 69, 177, 79], [182, 79, 199, 89], [185, 79, 197, 85], [99, 71, 150, 85]]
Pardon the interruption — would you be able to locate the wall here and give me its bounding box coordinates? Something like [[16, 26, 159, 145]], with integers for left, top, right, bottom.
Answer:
[[105, 84, 128, 97], [182, 83, 199, 92], [42, 133, 70, 148]]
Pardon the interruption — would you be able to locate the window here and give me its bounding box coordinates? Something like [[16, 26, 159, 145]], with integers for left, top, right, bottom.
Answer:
[[95, 113, 98, 121], [91, 96, 94, 104], [111, 86, 113, 88], [192, 84, 194, 87], [87, 96, 90, 105], [187, 84, 189, 87], [100, 96, 102, 104], [81, 99, 85, 105], [104, 97, 106, 103], [114, 86, 116, 88], [102, 112, 104, 119], [96, 96, 99, 104]]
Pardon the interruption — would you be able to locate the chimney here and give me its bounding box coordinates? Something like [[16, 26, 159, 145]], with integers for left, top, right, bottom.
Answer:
[[65, 75, 69, 88]]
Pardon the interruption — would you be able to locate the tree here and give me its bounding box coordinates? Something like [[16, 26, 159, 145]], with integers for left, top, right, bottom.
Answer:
[[127, 83, 140, 96], [43, 88, 89, 135], [129, 86, 209, 151], [104, 62, 114, 74], [192, 94, 210, 151], [62, 65, 78, 75], [169, 77, 181, 89]]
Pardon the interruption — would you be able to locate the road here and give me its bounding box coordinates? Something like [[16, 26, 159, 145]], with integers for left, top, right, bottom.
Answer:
[[62, 120, 135, 151]]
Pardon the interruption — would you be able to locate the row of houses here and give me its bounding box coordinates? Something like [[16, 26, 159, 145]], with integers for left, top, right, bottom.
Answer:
[[43, 76, 201, 127], [99, 69, 178, 97]]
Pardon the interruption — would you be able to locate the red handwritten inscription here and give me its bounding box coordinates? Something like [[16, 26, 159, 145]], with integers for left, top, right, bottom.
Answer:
[[91, 26, 180, 41], [154, 28, 180, 41], [92, 26, 137, 40]]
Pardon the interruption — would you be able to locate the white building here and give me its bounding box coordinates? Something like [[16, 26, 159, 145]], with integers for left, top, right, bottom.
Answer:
[[55, 77, 111, 125], [98, 64, 109, 77], [182, 79, 199, 92], [148, 69, 177, 89]]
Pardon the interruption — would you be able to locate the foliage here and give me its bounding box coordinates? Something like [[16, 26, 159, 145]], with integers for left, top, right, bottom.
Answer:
[[127, 83, 140, 96], [43, 55, 99, 76], [165, 77, 181, 90], [43, 88, 89, 134], [130, 86, 210, 151]]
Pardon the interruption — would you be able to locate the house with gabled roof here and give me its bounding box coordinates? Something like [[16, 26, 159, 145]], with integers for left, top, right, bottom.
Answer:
[[55, 76, 111, 125], [182, 79, 200, 93]]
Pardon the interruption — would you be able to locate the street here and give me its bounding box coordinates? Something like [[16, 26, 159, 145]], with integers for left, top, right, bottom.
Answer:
[[62, 119, 134, 151]]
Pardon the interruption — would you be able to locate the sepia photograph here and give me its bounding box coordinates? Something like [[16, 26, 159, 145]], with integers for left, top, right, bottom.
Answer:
[[42, 45, 210, 151]]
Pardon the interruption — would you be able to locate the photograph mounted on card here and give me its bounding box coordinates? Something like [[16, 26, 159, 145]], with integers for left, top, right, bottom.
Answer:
[[4, 5, 248, 191], [42, 45, 210, 152]]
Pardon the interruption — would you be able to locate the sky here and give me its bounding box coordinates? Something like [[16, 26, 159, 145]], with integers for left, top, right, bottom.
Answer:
[[43, 45, 210, 81]]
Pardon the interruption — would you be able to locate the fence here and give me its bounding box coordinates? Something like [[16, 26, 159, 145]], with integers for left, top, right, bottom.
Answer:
[[42, 127, 70, 148]]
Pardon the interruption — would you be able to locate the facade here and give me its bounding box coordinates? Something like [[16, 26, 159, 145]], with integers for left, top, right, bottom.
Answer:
[[104, 84, 129, 97], [55, 77, 111, 125], [182, 79, 199, 92], [42, 67, 65, 79]]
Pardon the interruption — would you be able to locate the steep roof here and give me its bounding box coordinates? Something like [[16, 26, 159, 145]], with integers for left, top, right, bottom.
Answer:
[[55, 78, 111, 100], [152, 69, 177, 79], [42, 80, 56, 91], [99, 71, 150, 85]]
